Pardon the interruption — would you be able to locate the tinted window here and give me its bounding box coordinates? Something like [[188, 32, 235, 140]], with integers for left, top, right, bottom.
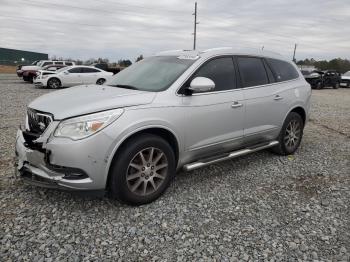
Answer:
[[66, 62, 73, 66], [42, 62, 52, 66], [68, 67, 82, 73], [82, 67, 100, 73], [266, 58, 299, 82], [193, 57, 236, 92], [237, 57, 268, 87], [55, 61, 63, 65]]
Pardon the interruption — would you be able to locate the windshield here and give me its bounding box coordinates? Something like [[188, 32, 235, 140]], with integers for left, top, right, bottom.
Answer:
[[344, 71, 350, 76], [106, 56, 196, 92]]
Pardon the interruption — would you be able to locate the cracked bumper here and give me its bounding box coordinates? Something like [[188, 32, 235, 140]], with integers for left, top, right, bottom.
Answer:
[[15, 129, 107, 190]]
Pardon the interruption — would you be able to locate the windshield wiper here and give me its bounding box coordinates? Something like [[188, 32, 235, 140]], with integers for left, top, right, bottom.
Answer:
[[109, 84, 138, 90]]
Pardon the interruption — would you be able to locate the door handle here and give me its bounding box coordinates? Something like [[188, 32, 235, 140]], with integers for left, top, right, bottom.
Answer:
[[274, 95, 283, 101], [231, 101, 243, 108]]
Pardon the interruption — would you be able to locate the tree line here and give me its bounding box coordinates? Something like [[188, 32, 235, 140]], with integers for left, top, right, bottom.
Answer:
[[296, 58, 350, 73]]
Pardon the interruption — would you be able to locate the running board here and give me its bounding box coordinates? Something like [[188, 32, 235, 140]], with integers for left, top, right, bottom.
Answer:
[[183, 141, 279, 172]]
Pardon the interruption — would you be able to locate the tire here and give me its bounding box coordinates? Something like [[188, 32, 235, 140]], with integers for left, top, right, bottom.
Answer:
[[108, 134, 176, 205], [96, 78, 106, 85], [23, 76, 29, 82], [333, 82, 339, 89], [47, 78, 61, 89], [271, 112, 304, 155], [316, 81, 322, 89]]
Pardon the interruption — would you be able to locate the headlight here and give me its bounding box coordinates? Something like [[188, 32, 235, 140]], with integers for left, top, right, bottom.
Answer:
[[54, 108, 124, 140]]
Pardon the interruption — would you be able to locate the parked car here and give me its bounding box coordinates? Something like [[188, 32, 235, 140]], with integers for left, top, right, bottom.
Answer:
[[21, 61, 75, 82], [24, 64, 67, 83], [33, 65, 113, 88], [302, 70, 341, 89], [93, 63, 121, 75], [16, 60, 41, 77], [15, 48, 311, 205], [340, 71, 350, 87]]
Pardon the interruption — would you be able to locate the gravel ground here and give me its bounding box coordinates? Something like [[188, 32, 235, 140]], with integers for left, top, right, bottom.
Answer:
[[0, 74, 349, 261]]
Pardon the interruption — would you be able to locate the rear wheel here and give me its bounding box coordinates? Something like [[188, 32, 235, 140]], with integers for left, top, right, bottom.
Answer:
[[47, 78, 61, 89], [272, 112, 304, 155], [96, 78, 106, 85], [108, 134, 175, 205]]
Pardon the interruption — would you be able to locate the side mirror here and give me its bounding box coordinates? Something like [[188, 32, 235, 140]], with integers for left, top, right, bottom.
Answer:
[[188, 77, 215, 93]]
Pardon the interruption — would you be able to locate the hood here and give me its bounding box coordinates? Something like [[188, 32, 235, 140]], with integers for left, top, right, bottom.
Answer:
[[304, 72, 320, 79], [21, 65, 41, 71], [29, 85, 156, 119], [39, 70, 56, 75]]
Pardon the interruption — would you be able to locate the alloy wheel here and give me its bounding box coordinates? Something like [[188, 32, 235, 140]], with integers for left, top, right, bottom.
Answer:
[[50, 79, 60, 89], [126, 147, 168, 196], [284, 119, 301, 151]]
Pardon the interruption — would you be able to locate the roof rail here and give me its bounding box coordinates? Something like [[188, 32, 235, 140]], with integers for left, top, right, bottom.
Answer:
[[155, 49, 184, 55], [202, 47, 232, 53]]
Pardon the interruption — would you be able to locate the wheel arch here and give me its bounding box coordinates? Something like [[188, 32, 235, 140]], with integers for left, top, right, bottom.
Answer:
[[287, 106, 306, 125], [105, 126, 180, 189]]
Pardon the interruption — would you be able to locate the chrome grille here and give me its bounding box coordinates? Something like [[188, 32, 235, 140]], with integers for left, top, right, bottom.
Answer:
[[27, 108, 53, 134]]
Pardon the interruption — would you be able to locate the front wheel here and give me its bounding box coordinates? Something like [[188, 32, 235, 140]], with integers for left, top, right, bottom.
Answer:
[[47, 78, 61, 89], [272, 112, 304, 155], [108, 134, 176, 205]]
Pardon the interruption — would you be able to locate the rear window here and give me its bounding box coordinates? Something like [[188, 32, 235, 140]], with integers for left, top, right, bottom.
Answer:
[[266, 58, 299, 82], [66, 62, 73, 66], [237, 57, 269, 87]]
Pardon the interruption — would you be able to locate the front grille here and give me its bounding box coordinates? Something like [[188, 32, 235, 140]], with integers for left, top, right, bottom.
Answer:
[[27, 108, 53, 135]]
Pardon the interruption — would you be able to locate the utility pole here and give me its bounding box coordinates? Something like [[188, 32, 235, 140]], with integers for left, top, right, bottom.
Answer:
[[292, 43, 297, 62], [193, 2, 199, 50]]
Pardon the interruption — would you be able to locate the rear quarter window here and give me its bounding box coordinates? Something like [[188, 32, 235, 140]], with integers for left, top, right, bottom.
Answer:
[[266, 58, 299, 82]]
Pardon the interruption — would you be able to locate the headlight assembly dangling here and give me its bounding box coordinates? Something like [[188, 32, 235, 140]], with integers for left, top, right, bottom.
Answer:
[[54, 108, 124, 140]]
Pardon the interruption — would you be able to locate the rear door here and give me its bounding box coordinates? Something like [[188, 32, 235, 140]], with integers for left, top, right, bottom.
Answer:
[[81, 67, 101, 84], [236, 56, 292, 145], [182, 56, 245, 159]]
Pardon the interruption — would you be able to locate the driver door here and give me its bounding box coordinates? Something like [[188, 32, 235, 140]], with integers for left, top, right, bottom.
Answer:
[[181, 56, 245, 160]]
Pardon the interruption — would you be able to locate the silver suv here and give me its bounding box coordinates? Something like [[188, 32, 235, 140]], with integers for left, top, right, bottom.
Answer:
[[15, 48, 311, 205]]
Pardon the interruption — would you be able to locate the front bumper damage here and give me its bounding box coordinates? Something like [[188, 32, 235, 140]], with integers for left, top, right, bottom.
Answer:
[[15, 128, 94, 190]]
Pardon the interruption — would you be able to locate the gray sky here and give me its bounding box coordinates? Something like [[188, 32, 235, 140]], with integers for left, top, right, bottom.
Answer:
[[1, 0, 349, 62]]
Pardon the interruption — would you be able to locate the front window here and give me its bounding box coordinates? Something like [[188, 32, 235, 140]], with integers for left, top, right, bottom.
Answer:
[[106, 56, 196, 92]]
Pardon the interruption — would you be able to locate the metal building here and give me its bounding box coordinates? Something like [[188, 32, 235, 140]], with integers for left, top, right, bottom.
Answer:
[[0, 47, 48, 65]]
